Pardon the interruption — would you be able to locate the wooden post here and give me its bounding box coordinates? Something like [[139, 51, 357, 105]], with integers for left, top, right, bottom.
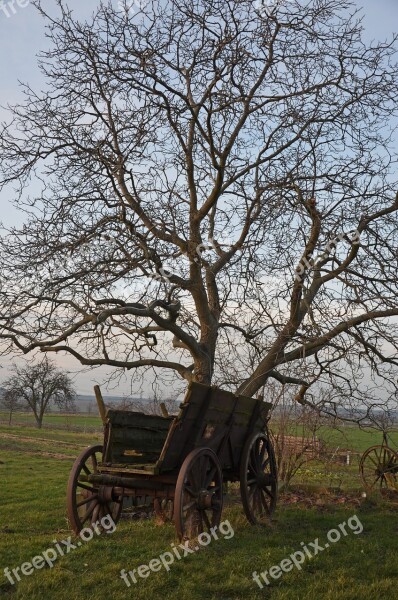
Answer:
[[94, 385, 107, 425]]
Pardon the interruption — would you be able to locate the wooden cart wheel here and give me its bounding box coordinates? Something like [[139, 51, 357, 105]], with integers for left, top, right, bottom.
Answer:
[[360, 444, 398, 491], [240, 432, 277, 525], [154, 498, 174, 522], [67, 445, 123, 534], [174, 447, 223, 540]]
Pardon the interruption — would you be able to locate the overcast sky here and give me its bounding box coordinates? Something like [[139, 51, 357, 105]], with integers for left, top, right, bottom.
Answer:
[[0, 0, 397, 394]]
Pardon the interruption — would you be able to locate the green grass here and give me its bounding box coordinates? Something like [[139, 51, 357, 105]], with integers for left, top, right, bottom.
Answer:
[[1, 422, 398, 599], [271, 421, 398, 454], [0, 412, 103, 430], [3, 411, 397, 453], [0, 424, 102, 445]]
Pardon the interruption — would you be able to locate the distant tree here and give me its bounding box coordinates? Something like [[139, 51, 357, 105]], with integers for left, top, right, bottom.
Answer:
[[109, 392, 179, 416], [2, 358, 76, 428], [0, 388, 22, 426]]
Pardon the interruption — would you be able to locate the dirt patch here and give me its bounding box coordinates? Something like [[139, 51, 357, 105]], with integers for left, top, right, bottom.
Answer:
[[3, 420, 100, 433], [280, 488, 363, 509], [0, 444, 74, 461], [0, 432, 85, 449]]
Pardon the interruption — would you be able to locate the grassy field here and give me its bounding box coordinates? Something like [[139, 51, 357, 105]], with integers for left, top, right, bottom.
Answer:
[[1, 420, 398, 599], [3, 411, 397, 452], [0, 412, 103, 431]]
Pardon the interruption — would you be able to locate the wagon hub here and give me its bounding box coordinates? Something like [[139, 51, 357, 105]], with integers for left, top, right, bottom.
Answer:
[[257, 473, 273, 487], [98, 485, 114, 504], [197, 488, 215, 510]]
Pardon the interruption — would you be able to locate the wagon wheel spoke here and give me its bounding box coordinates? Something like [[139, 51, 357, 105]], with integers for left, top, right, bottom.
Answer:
[[204, 465, 217, 488], [93, 502, 102, 524], [248, 484, 257, 500], [260, 490, 270, 515], [82, 463, 91, 476], [383, 464, 398, 473], [202, 510, 212, 529], [183, 500, 197, 512], [81, 500, 98, 524], [76, 482, 98, 493], [154, 498, 174, 523], [97, 504, 106, 521], [199, 457, 210, 488], [249, 449, 258, 474], [189, 462, 203, 492], [184, 485, 199, 498], [254, 489, 262, 514], [175, 448, 223, 540], [362, 461, 377, 472], [366, 453, 379, 468], [258, 441, 266, 465], [67, 445, 123, 535], [360, 444, 398, 493], [101, 501, 111, 521], [76, 494, 98, 508], [263, 486, 274, 499], [240, 432, 277, 525], [91, 453, 98, 473], [198, 510, 204, 534]]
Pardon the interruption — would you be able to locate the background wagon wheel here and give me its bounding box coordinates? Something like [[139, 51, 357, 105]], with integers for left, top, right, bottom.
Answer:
[[360, 444, 398, 492], [174, 447, 223, 540], [240, 432, 277, 525], [67, 445, 123, 534], [154, 498, 174, 523]]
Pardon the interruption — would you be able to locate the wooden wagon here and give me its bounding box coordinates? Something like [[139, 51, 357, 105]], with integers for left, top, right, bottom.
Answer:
[[67, 382, 278, 539]]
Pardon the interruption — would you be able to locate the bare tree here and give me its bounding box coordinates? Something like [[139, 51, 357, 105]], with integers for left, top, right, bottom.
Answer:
[[0, 388, 22, 426], [0, 0, 398, 417], [2, 358, 76, 428], [109, 392, 180, 416]]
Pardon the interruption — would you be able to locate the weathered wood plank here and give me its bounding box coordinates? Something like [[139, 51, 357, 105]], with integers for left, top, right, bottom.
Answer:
[[156, 382, 272, 474], [106, 409, 172, 429]]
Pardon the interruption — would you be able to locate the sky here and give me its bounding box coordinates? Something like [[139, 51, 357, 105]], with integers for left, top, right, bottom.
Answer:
[[0, 0, 397, 394]]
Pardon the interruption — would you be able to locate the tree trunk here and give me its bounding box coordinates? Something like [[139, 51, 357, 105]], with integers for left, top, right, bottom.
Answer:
[[192, 357, 212, 385]]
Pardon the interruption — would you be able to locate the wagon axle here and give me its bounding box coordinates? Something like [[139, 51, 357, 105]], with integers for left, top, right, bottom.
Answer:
[[197, 487, 222, 511]]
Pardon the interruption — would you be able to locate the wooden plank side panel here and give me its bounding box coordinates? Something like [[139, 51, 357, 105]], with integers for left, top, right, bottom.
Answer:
[[156, 383, 209, 472], [103, 410, 172, 466], [98, 463, 157, 474], [144, 383, 273, 475], [106, 448, 160, 464], [106, 409, 172, 430], [110, 427, 168, 450]]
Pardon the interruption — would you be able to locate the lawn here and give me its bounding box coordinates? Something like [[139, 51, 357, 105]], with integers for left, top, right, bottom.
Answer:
[[1, 423, 398, 599], [0, 412, 103, 431]]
